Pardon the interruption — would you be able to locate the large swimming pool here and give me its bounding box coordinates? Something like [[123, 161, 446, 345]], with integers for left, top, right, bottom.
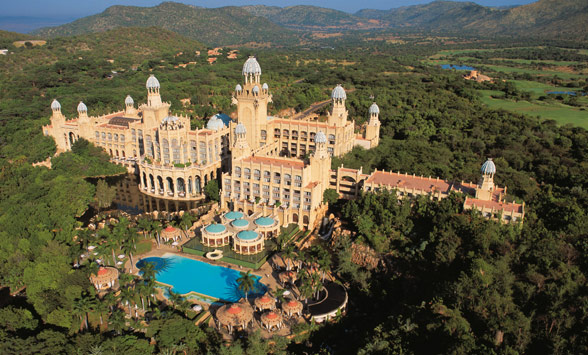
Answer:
[[136, 253, 267, 302]]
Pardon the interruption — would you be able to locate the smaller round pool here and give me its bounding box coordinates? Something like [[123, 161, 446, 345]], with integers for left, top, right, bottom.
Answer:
[[205, 224, 226, 234], [255, 217, 274, 227], [232, 219, 249, 228], [136, 256, 168, 272], [237, 230, 258, 241], [225, 211, 244, 220]]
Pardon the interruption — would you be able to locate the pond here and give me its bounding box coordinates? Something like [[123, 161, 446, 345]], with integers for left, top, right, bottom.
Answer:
[[441, 64, 476, 71], [136, 253, 267, 302]]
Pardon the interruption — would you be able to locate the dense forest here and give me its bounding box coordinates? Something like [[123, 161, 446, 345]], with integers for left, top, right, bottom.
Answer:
[[0, 27, 586, 354]]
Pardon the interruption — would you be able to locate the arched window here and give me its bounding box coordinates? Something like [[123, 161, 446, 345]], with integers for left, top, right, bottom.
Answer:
[[162, 138, 170, 164], [120, 134, 125, 142], [114, 134, 119, 142], [101, 132, 106, 140], [95, 131, 99, 140], [328, 134, 336, 144], [108, 133, 112, 141], [274, 128, 280, 138], [190, 140, 197, 162], [172, 139, 180, 163], [282, 129, 289, 137], [261, 130, 267, 140]]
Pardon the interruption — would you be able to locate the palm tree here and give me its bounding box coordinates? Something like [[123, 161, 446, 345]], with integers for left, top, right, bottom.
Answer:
[[282, 244, 296, 271], [168, 289, 184, 310], [152, 220, 163, 247], [122, 242, 136, 272], [93, 298, 110, 328], [236, 270, 256, 301], [136, 216, 152, 240], [139, 261, 157, 283], [119, 286, 135, 317], [73, 293, 96, 331], [272, 287, 287, 304], [179, 212, 195, 240], [108, 309, 127, 335], [103, 291, 118, 312]]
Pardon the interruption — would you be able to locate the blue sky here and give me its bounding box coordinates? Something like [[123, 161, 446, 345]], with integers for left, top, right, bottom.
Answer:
[[3, 0, 537, 18]]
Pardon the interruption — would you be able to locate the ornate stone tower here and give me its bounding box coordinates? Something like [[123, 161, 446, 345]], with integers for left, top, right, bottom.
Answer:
[[77, 101, 92, 139], [141, 75, 170, 130], [365, 102, 381, 147], [233, 57, 272, 149], [327, 84, 348, 127], [310, 131, 332, 190], [125, 95, 137, 116], [232, 123, 252, 159], [49, 99, 68, 151], [475, 158, 496, 201]]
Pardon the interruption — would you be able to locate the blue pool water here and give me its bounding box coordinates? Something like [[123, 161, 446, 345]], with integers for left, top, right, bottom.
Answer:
[[441, 64, 476, 71], [546, 91, 585, 96], [136, 254, 266, 302]]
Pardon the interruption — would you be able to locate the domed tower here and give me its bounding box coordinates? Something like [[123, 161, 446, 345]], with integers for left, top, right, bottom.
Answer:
[[142, 75, 171, 130], [125, 95, 137, 116], [328, 84, 348, 127], [475, 158, 496, 201], [310, 131, 332, 190], [50, 99, 65, 123], [232, 122, 252, 159], [365, 102, 381, 147], [146, 75, 162, 107], [233, 56, 272, 149], [77, 101, 88, 120]]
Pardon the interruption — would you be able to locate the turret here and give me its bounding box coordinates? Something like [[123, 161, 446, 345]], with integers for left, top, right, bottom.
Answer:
[[475, 158, 496, 201], [50, 99, 65, 123], [328, 84, 348, 127], [146, 75, 162, 107], [234, 56, 271, 149], [365, 102, 381, 146], [310, 131, 332, 193], [232, 123, 252, 159], [125, 95, 136, 115], [77, 101, 88, 120]]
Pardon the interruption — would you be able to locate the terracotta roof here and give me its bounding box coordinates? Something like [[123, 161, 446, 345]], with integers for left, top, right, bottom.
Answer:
[[339, 167, 358, 173], [464, 197, 523, 214], [242, 156, 305, 169], [164, 226, 177, 232], [305, 181, 319, 188], [365, 171, 452, 193], [227, 304, 243, 314]]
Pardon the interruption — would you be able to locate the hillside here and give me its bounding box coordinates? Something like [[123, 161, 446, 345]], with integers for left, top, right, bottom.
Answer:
[[242, 5, 386, 31], [32, 2, 297, 46], [0, 27, 206, 72], [356, 0, 588, 38]]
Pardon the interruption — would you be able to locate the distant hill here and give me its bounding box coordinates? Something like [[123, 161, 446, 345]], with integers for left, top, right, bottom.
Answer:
[[32, 2, 297, 46], [241, 5, 386, 31], [0, 27, 206, 72], [355, 0, 588, 37]]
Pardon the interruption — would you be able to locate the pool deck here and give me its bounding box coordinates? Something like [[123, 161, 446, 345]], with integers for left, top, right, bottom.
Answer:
[[126, 238, 281, 310]]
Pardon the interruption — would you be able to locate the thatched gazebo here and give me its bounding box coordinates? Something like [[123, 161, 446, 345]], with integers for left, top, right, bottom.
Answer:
[[281, 299, 303, 317], [254, 293, 276, 312], [215, 301, 254, 334], [90, 267, 119, 291], [279, 270, 297, 286], [161, 226, 181, 242], [260, 310, 283, 332]]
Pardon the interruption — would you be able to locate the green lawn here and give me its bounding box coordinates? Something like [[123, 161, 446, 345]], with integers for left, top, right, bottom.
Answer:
[[481, 64, 585, 80], [478, 90, 588, 129]]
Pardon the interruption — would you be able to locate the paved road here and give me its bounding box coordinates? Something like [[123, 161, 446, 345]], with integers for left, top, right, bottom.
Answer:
[[292, 99, 331, 120]]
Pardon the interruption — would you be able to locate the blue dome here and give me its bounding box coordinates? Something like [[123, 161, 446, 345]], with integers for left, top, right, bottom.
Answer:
[[237, 230, 258, 241], [205, 224, 226, 234], [369, 102, 379, 114], [262, 83, 268, 90], [481, 159, 496, 175], [125, 95, 134, 105], [51, 99, 61, 111], [235, 84, 242, 92], [252, 85, 260, 94], [232, 219, 249, 228], [77, 101, 87, 113], [235, 123, 247, 135], [206, 116, 224, 131], [331, 84, 346, 100], [242, 56, 261, 76], [255, 217, 274, 227], [225, 211, 244, 220], [315, 131, 327, 144], [146, 74, 160, 89]]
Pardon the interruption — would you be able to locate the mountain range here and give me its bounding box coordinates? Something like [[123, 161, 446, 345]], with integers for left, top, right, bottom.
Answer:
[[31, 0, 588, 45]]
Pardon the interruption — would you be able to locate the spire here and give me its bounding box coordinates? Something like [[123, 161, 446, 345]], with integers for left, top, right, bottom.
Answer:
[[146, 75, 162, 107], [368, 102, 380, 126], [314, 131, 328, 159], [77, 101, 88, 120]]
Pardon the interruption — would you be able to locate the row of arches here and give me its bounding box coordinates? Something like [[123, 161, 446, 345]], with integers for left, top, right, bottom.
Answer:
[[141, 171, 216, 198]]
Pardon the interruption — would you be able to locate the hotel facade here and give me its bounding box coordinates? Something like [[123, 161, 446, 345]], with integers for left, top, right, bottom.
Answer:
[[43, 57, 523, 227]]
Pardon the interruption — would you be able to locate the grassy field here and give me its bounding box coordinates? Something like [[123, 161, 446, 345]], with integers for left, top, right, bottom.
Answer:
[[478, 90, 588, 129]]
